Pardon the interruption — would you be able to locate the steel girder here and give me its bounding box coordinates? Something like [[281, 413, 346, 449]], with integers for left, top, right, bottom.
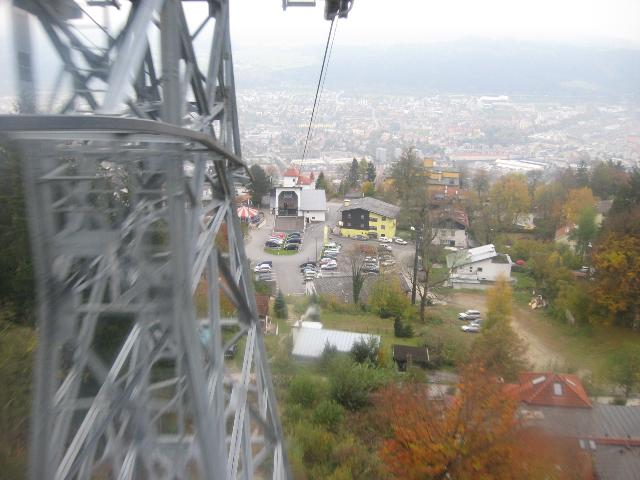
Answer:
[[4, 1, 289, 479]]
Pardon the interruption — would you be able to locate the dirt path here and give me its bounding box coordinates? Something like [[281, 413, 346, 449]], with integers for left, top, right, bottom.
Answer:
[[446, 291, 566, 370]]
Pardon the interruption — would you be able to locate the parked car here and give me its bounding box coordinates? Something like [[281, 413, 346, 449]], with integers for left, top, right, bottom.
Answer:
[[461, 324, 481, 333], [257, 261, 273, 267], [320, 263, 337, 270], [378, 237, 392, 243], [224, 343, 238, 359], [267, 237, 284, 244], [323, 251, 338, 258], [256, 273, 274, 282], [265, 241, 281, 249], [353, 235, 369, 241], [458, 310, 481, 321], [284, 244, 299, 251], [300, 261, 317, 270], [286, 238, 302, 245], [325, 242, 341, 249], [287, 234, 301, 241], [254, 264, 272, 273], [271, 232, 286, 239], [319, 257, 335, 265], [394, 238, 408, 245]]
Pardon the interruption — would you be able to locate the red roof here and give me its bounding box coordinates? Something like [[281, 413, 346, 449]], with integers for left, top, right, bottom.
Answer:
[[506, 372, 592, 409], [283, 167, 300, 178], [297, 175, 312, 185]]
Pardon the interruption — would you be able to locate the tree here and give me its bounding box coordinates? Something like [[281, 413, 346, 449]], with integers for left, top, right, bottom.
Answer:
[[347, 158, 359, 187], [350, 336, 380, 365], [361, 181, 375, 197], [575, 159, 590, 188], [358, 158, 369, 182], [274, 290, 288, 319], [590, 160, 627, 199], [484, 277, 513, 328], [351, 255, 366, 304], [368, 276, 411, 319], [315, 171, 327, 190], [592, 234, 640, 329], [248, 164, 270, 206], [373, 365, 572, 479], [488, 173, 530, 229], [390, 148, 425, 226], [604, 168, 640, 235], [474, 279, 528, 381], [563, 187, 596, 224], [472, 169, 490, 202], [473, 321, 529, 381], [569, 206, 598, 261], [0, 144, 35, 325], [366, 161, 376, 183], [607, 346, 640, 397], [532, 181, 566, 240]]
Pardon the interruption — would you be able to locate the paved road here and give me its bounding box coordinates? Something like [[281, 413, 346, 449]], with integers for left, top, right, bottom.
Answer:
[[244, 202, 342, 294]]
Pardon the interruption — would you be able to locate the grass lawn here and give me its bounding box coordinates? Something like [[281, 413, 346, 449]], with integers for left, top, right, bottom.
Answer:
[[511, 271, 536, 305], [264, 247, 297, 256], [517, 310, 640, 384]]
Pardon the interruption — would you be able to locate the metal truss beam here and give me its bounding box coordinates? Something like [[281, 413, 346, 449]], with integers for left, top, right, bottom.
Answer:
[[5, 1, 289, 478]]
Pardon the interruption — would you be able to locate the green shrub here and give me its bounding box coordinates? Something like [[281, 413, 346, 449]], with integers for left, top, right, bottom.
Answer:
[[393, 317, 414, 338], [312, 399, 344, 432], [288, 374, 328, 407], [294, 423, 334, 467], [329, 359, 388, 410], [350, 336, 380, 365], [422, 331, 468, 368]]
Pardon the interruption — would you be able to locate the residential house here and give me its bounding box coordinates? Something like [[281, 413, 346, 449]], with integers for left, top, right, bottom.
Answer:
[[431, 209, 469, 248], [338, 197, 400, 239], [506, 372, 640, 480], [445, 244, 513, 288]]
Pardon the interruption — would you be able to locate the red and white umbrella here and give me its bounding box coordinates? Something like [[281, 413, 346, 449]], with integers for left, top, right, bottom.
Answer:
[[237, 206, 259, 219]]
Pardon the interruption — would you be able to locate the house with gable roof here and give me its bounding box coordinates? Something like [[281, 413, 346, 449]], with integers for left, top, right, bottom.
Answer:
[[445, 244, 513, 288], [506, 372, 640, 480], [270, 166, 327, 229]]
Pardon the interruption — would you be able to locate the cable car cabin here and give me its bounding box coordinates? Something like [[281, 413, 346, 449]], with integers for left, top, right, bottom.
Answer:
[[282, 0, 353, 20]]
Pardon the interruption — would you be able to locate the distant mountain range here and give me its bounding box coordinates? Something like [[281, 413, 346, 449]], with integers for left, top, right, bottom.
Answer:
[[235, 40, 640, 98]]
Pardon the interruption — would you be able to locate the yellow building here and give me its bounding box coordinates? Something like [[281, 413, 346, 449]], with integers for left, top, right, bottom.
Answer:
[[423, 159, 460, 186], [339, 197, 400, 239]]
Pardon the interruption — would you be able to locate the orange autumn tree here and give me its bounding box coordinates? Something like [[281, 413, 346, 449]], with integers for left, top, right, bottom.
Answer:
[[374, 366, 584, 479]]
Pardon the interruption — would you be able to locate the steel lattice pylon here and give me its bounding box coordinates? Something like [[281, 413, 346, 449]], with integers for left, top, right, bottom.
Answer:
[[3, 1, 289, 478]]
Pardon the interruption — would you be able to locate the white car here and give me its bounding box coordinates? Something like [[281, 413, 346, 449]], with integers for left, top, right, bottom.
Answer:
[[458, 310, 481, 321], [378, 237, 392, 243], [254, 264, 272, 273], [461, 324, 481, 333], [394, 238, 408, 245], [320, 261, 337, 270]]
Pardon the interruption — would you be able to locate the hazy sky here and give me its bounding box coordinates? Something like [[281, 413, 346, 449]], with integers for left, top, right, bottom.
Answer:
[[228, 0, 640, 48]]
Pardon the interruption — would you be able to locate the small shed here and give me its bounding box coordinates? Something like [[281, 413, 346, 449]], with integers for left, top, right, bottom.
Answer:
[[292, 327, 380, 360], [392, 344, 430, 371]]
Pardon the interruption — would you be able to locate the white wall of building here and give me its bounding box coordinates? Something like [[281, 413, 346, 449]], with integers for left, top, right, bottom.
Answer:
[[452, 257, 512, 282], [432, 228, 468, 248]]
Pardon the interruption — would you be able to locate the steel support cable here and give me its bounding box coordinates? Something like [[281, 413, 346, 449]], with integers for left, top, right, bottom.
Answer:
[[300, 16, 336, 164], [306, 14, 339, 166]]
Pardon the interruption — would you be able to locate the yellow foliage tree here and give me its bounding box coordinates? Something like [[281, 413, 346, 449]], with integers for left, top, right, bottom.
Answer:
[[563, 187, 597, 224], [488, 174, 530, 228], [485, 277, 513, 328]]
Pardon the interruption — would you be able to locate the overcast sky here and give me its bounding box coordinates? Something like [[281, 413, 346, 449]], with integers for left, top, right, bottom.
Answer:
[[227, 0, 640, 49]]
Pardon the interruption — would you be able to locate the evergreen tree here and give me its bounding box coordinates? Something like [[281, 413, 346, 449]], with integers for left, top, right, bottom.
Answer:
[[366, 161, 376, 183], [274, 290, 288, 319], [315, 171, 327, 190], [248, 164, 270, 206], [348, 158, 359, 187]]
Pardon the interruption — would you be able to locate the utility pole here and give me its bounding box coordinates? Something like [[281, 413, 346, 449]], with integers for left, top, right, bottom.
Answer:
[[411, 228, 421, 304]]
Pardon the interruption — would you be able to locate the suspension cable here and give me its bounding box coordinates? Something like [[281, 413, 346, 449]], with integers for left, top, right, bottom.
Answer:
[[306, 14, 339, 163], [300, 16, 337, 165]]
